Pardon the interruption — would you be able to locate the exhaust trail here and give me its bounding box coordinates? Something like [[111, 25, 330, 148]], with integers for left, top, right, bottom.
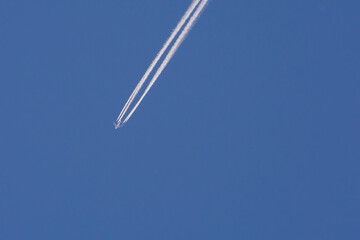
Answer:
[[122, 0, 209, 124], [115, 0, 201, 127]]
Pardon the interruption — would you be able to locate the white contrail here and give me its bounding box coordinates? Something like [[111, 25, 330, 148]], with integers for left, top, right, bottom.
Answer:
[[122, 0, 209, 124], [115, 0, 201, 127]]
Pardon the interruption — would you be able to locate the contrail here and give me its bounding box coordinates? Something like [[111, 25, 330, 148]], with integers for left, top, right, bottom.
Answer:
[[115, 0, 201, 127], [122, 0, 209, 124]]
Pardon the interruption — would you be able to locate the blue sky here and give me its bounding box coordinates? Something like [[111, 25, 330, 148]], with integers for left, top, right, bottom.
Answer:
[[0, 0, 359, 239]]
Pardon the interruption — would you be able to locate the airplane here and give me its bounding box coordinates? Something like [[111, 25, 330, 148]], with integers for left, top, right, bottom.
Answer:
[[113, 122, 125, 129]]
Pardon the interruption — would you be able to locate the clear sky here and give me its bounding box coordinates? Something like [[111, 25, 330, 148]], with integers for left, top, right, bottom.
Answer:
[[1, 0, 359, 239]]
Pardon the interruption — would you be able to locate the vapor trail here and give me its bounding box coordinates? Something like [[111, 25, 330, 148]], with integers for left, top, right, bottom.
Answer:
[[115, 0, 201, 127], [122, 0, 208, 124]]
